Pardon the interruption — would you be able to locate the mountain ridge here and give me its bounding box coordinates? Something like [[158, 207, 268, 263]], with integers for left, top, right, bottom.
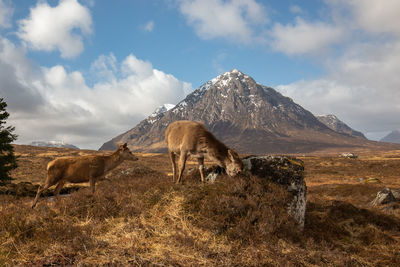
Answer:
[[380, 130, 400, 144], [316, 114, 366, 139], [30, 141, 79, 150], [100, 69, 377, 153]]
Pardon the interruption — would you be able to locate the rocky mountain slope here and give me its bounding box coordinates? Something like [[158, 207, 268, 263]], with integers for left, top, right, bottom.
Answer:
[[100, 69, 374, 153], [380, 130, 400, 144], [316, 114, 366, 139]]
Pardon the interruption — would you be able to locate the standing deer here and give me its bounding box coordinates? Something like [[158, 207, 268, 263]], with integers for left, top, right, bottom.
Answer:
[[165, 120, 243, 184], [31, 143, 138, 208]]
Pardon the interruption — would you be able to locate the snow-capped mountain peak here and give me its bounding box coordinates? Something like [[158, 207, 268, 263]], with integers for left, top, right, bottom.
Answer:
[[147, 103, 175, 124], [150, 104, 175, 117], [30, 141, 79, 149]]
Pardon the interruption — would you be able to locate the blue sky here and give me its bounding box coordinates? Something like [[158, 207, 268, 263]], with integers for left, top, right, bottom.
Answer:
[[7, 0, 323, 86], [1, 0, 400, 149]]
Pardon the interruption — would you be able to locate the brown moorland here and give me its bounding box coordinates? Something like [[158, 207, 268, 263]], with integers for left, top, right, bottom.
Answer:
[[0, 144, 399, 266]]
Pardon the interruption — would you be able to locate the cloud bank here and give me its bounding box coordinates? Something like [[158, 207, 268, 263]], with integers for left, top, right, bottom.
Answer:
[[0, 0, 13, 28], [0, 0, 191, 149], [275, 1, 400, 140], [269, 18, 343, 55], [0, 38, 192, 149]]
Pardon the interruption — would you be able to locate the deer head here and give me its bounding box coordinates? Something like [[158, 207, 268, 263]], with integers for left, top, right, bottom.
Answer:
[[117, 143, 138, 161], [225, 149, 243, 177]]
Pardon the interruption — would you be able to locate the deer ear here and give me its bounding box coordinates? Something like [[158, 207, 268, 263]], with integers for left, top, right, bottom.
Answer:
[[228, 149, 234, 161]]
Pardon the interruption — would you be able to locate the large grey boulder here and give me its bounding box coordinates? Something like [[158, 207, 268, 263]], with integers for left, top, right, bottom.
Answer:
[[242, 155, 307, 229], [371, 188, 397, 206], [392, 190, 400, 200], [202, 155, 307, 228]]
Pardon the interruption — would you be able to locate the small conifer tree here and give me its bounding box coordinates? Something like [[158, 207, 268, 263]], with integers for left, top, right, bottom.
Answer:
[[0, 98, 17, 183]]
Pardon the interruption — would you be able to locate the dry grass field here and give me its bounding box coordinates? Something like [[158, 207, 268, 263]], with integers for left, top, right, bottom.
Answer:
[[1, 145, 400, 266]]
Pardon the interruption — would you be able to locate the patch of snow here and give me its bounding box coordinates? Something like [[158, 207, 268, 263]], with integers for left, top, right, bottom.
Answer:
[[164, 103, 175, 110], [178, 101, 187, 107], [150, 103, 175, 117], [147, 103, 175, 124], [30, 141, 79, 149]]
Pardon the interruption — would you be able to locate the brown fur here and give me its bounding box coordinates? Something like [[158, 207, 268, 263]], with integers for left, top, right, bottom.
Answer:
[[165, 120, 243, 183], [31, 143, 138, 208]]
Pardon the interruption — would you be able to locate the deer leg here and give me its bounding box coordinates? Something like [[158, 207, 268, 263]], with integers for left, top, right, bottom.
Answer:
[[31, 180, 52, 209], [198, 157, 205, 183], [90, 177, 96, 195], [53, 180, 66, 201], [177, 152, 188, 184], [169, 151, 177, 182]]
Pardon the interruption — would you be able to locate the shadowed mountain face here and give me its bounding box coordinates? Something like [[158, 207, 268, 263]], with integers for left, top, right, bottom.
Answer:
[[380, 130, 400, 144], [316, 114, 366, 139], [100, 69, 373, 153]]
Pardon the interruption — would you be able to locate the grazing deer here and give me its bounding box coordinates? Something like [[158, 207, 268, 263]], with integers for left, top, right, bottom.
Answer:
[[31, 143, 138, 208], [165, 120, 243, 184]]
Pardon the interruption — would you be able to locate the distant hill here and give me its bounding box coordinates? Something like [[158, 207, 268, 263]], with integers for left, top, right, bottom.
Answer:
[[30, 141, 79, 150], [380, 130, 400, 144], [100, 69, 378, 154], [316, 114, 366, 139]]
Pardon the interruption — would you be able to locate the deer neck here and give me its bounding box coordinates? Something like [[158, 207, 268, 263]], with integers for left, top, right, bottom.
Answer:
[[207, 143, 229, 168], [104, 151, 124, 172]]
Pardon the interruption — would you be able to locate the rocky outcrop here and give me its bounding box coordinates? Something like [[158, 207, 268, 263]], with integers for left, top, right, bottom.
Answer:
[[392, 190, 400, 200], [371, 188, 397, 206], [203, 155, 306, 228], [242, 156, 306, 229], [339, 152, 358, 159]]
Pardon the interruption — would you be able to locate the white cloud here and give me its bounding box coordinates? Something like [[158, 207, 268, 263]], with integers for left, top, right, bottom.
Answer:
[[121, 54, 153, 78], [17, 0, 92, 58], [277, 77, 400, 140], [0, 36, 192, 149], [143, 20, 155, 32], [0, 0, 13, 28], [277, 38, 400, 140], [90, 53, 118, 83], [269, 17, 343, 55], [328, 0, 400, 36], [178, 0, 267, 43]]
